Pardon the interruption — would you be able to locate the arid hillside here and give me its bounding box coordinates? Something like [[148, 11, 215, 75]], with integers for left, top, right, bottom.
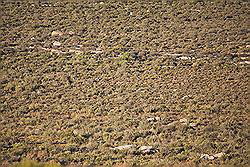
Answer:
[[0, 0, 249, 166]]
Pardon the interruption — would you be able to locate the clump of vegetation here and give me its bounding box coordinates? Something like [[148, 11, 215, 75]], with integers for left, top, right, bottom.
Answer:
[[12, 160, 60, 167], [116, 52, 132, 65]]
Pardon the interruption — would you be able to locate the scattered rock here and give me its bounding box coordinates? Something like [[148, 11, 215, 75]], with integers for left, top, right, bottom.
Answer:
[[214, 152, 225, 158], [51, 31, 63, 36], [92, 50, 103, 54], [179, 118, 188, 124], [32, 129, 41, 135], [189, 123, 197, 127], [138, 146, 156, 154], [240, 57, 249, 60], [147, 117, 161, 122], [238, 61, 250, 65], [69, 49, 84, 53], [147, 118, 155, 121], [67, 31, 75, 35], [181, 95, 190, 100], [177, 56, 192, 60], [111, 145, 134, 150], [200, 154, 215, 160], [53, 41, 62, 47], [50, 49, 63, 54], [208, 156, 215, 160], [139, 146, 153, 151]]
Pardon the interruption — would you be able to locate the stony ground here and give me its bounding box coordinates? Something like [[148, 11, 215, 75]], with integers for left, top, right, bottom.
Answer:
[[0, 0, 249, 166]]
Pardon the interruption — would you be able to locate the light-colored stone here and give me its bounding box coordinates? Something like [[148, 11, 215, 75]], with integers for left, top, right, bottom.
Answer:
[[139, 146, 153, 151], [214, 152, 225, 158], [177, 56, 192, 60], [155, 117, 161, 121], [50, 49, 62, 54], [200, 154, 209, 159], [73, 130, 80, 136], [208, 155, 215, 160], [68, 31, 75, 35], [147, 117, 160, 122], [200, 154, 215, 160], [240, 57, 249, 60], [51, 31, 63, 36], [179, 118, 188, 123], [181, 95, 190, 100], [138, 146, 156, 154], [111, 145, 134, 150], [53, 41, 62, 47], [189, 123, 197, 127], [239, 61, 250, 65]]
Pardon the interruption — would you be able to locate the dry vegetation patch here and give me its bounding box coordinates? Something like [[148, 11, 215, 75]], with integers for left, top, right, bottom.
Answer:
[[0, 0, 249, 166]]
